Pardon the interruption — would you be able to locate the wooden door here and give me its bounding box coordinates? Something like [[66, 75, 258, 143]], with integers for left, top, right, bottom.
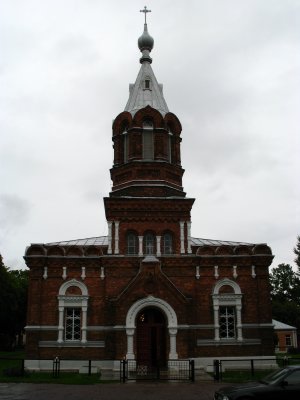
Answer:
[[136, 308, 167, 368]]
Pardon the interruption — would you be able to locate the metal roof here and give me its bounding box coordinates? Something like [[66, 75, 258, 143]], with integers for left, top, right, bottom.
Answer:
[[46, 236, 108, 247], [273, 319, 297, 330], [190, 237, 254, 246], [45, 236, 253, 248], [124, 61, 169, 116]]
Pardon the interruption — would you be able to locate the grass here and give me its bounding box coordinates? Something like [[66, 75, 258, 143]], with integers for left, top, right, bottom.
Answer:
[[218, 369, 275, 383], [0, 351, 117, 384]]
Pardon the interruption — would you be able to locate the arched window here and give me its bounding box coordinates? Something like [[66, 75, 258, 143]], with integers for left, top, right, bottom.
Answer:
[[127, 231, 138, 255], [121, 122, 129, 163], [212, 279, 243, 342], [57, 279, 89, 344], [144, 232, 155, 255], [143, 119, 154, 160], [162, 232, 173, 254]]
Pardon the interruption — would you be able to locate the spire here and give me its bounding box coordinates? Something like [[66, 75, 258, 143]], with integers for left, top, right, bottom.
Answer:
[[124, 8, 169, 116], [138, 6, 154, 64]]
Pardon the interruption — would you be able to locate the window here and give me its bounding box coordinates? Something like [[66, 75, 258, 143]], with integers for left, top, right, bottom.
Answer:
[[145, 79, 150, 89], [127, 232, 138, 255], [212, 279, 243, 342], [65, 308, 81, 341], [57, 280, 89, 344], [219, 306, 236, 339], [143, 120, 154, 160], [163, 232, 173, 254], [144, 232, 155, 255], [285, 334, 292, 347]]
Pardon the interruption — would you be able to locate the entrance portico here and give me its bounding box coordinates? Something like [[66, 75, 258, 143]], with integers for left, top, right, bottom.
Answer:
[[125, 296, 178, 360]]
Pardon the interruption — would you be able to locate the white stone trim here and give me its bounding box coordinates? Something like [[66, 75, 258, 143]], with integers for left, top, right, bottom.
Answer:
[[125, 295, 178, 360], [180, 221, 185, 254], [114, 221, 119, 254], [212, 278, 243, 341], [57, 279, 89, 344], [107, 221, 112, 254]]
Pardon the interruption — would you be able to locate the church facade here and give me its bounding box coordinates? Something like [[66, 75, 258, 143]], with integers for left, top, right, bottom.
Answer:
[[24, 16, 274, 372]]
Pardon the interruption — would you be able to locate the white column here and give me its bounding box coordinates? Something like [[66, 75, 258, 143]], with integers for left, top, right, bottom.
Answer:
[[180, 221, 185, 254], [169, 328, 178, 359], [138, 236, 143, 256], [195, 266, 200, 280], [81, 305, 87, 343], [126, 329, 135, 359], [156, 236, 161, 257], [251, 265, 256, 278], [187, 221, 192, 254], [107, 221, 112, 254], [214, 305, 220, 341], [81, 267, 86, 280], [233, 265, 238, 279], [114, 221, 119, 254], [57, 306, 64, 343], [214, 265, 219, 279], [236, 305, 243, 341], [43, 267, 48, 280], [100, 266, 105, 280], [62, 267, 67, 280]]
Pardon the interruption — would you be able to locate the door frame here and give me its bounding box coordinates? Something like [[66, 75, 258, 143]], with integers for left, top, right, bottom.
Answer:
[[125, 295, 178, 360]]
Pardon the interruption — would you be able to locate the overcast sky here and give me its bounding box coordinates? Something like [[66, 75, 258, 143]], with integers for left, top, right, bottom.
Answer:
[[1, 0, 299, 270]]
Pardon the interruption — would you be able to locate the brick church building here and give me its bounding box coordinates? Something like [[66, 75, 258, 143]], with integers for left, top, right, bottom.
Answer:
[[24, 14, 275, 372]]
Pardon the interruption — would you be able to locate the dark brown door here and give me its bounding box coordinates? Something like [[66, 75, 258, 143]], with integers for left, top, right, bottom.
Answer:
[[136, 308, 167, 368]]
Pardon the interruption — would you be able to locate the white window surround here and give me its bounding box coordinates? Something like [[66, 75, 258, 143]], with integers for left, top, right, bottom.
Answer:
[[57, 279, 89, 344], [125, 295, 178, 360], [212, 278, 243, 342]]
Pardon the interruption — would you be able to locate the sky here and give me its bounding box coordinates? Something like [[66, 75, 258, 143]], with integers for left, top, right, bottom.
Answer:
[[1, 0, 299, 270]]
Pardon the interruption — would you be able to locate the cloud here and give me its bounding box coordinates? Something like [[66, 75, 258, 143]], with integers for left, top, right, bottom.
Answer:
[[0, 194, 31, 235]]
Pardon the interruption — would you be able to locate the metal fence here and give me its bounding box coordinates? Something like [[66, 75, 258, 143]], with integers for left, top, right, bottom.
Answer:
[[213, 357, 300, 381], [120, 359, 195, 382]]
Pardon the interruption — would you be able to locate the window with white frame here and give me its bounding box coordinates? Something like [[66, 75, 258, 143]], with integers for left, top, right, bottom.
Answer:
[[127, 231, 138, 255], [212, 278, 243, 342], [163, 232, 173, 254], [285, 334, 292, 347], [219, 306, 236, 339], [144, 232, 155, 255], [57, 279, 89, 344], [65, 308, 81, 341]]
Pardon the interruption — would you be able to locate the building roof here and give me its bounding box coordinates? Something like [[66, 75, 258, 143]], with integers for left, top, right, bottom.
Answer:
[[273, 319, 297, 331], [45, 236, 254, 247]]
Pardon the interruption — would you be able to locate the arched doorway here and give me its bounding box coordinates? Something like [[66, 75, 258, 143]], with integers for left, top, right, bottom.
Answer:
[[136, 307, 167, 367]]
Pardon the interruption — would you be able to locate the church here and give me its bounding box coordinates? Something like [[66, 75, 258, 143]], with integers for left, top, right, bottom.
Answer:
[[24, 11, 275, 373]]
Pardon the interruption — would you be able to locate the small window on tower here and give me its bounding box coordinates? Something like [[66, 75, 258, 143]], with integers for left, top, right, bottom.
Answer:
[[145, 79, 150, 89]]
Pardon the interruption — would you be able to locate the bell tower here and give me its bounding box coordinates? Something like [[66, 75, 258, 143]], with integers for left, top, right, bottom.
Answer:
[[104, 9, 194, 256]]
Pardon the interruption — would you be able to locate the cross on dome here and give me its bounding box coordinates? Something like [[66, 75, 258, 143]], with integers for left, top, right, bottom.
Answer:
[[140, 6, 151, 24]]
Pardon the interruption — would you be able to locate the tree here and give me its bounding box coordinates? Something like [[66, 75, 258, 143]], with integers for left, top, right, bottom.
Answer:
[[294, 235, 300, 271], [270, 263, 300, 331], [0, 254, 28, 350], [269, 263, 300, 304]]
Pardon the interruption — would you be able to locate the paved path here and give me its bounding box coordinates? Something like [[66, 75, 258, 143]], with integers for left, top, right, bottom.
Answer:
[[0, 382, 226, 400]]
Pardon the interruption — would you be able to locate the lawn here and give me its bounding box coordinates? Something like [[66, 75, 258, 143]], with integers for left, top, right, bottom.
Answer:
[[0, 351, 117, 384]]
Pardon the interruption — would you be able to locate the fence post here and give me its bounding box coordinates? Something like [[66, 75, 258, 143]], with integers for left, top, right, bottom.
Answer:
[[251, 359, 254, 377], [52, 356, 60, 378], [214, 359, 220, 381], [88, 360, 92, 376], [121, 360, 127, 383], [190, 359, 195, 382], [21, 359, 25, 376]]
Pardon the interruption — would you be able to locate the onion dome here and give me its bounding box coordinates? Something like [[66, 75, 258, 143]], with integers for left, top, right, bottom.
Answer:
[[138, 23, 154, 63]]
